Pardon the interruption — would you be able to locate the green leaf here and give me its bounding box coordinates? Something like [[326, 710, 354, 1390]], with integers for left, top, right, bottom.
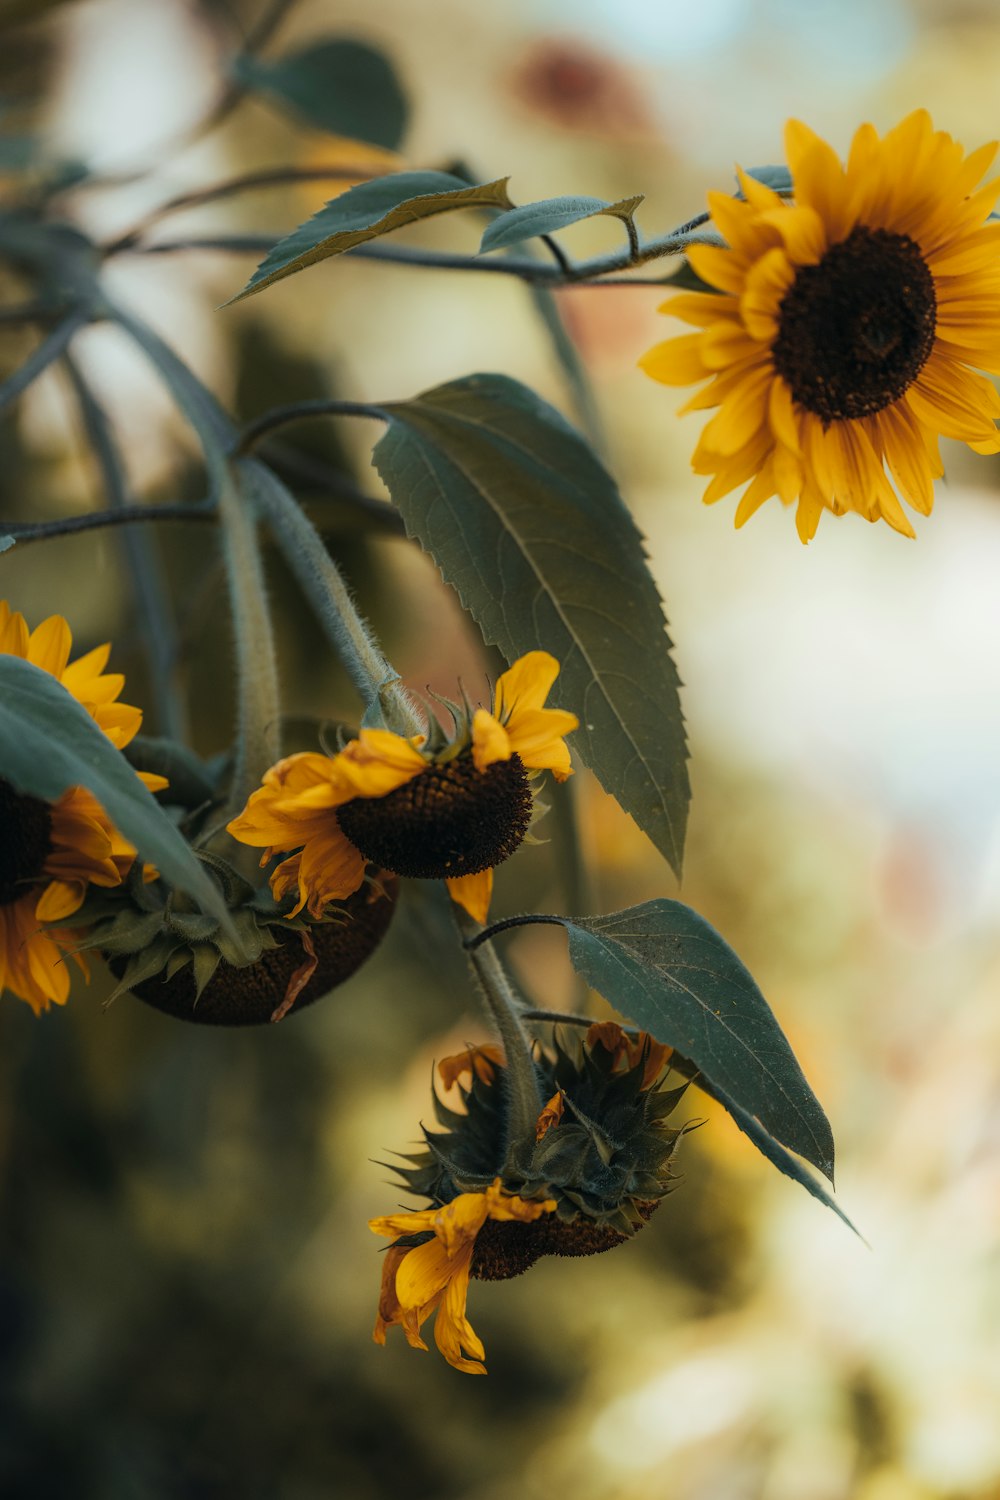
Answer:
[[227, 172, 513, 303], [0, 535, 14, 553], [372, 373, 689, 875], [0, 656, 231, 928], [232, 38, 408, 150], [741, 164, 793, 196], [480, 194, 643, 253], [689, 1068, 859, 1235], [562, 899, 835, 1178]]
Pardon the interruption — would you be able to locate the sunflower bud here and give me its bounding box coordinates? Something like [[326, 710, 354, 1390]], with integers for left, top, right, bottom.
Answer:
[[369, 1022, 689, 1373]]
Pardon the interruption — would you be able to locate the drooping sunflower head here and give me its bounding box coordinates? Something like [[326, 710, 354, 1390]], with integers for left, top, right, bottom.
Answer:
[[227, 650, 579, 925], [641, 110, 1000, 541], [368, 1023, 688, 1373], [403, 1023, 686, 1255], [0, 602, 162, 1015]]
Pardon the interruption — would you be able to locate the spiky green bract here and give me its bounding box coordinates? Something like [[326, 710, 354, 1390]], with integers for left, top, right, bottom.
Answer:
[[69, 852, 396, 1024], [394, 1031, 690, 1239]]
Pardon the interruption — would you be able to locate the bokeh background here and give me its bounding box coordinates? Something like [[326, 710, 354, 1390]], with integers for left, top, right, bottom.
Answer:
[[3, 0, 1000, 1496]]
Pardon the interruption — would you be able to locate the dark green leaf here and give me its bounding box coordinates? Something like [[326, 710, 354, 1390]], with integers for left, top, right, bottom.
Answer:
[[741, 164, 793, 196], [688, 1068, 859, 1235], [481, 194, 643, 253], [562, 899, 834, 1178], [372, 374, 689, 874], [233, 38, 408, 150], [0, 656, 230, 927], [227, 172, 513, 303]]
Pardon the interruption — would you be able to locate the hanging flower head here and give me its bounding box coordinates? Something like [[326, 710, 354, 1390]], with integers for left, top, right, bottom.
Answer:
[[369, 1022, 689, 1374], [0, 602, 165, 1015], [227, 651, 578, 925], [640, 110, 1000, 541]]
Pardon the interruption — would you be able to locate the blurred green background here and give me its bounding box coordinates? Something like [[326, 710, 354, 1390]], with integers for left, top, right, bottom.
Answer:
[[3, 0, 1000, 1496]]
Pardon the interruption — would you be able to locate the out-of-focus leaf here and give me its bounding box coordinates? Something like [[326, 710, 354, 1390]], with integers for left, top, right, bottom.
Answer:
[[562, 899, 835, 1179], [232, 38, 408, 150], [741, 164, 793, 195], [227, 172, 513, 303], [480, 193, 643, 253], [0, 656, 230, 927], [0, 535, 14, 553], [372, 373, 689, 875]]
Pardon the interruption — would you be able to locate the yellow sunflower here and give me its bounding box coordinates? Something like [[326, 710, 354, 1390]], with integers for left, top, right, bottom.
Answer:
[[640, 110, 1000, 541], [369, 1179, 556, 1375], [227, 650, 578, 925], [0, 601, 165, 1015]]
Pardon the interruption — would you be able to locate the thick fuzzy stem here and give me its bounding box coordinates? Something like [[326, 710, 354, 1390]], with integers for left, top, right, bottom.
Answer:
[[218, 472, 281, 816]]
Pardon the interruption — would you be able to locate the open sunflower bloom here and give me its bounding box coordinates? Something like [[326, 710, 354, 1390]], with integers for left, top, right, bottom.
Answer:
[[369, 1179, 556, 1375], [641, 110, 1000, 541], [0, 602, 166, 1015], [227, 650, 578, 925]]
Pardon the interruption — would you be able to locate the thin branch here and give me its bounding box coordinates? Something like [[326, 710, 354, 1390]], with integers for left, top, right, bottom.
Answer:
[[62, 354, 188, 740], [0, 504, 215, 544], [0, 300, 64, 326], [258, 442, 405, 535], [236, 398, 389, 454], [102, 164, 388, 256], [0, 307, 89, 417], [464, 913, 568, 951]]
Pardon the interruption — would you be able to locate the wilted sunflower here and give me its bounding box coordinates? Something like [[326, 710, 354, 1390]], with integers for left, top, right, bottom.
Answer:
[[227, 651, 578, 925], [641, 110, 1000, 541], [0, 602, 165, 1014], [370, 1025, 687, 1374]]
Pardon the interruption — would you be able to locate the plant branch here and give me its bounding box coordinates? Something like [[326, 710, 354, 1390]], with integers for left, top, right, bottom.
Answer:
[[238, 457, 421, 735], [464, 914, 568, 950], [102, 164, 390, 256], [62, 353, 188, 741], [237, 398, 389, 455], [0, 503, 214, 545], [0, 307, 90, 417]]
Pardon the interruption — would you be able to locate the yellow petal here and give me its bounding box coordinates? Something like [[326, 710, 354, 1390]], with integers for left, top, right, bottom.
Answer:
[[471, 709, 511, 771], [333, 729, 427, 798], [446, 869, 493, 925], [493, 650, 560, 721], [26, 614, 73, 678], [35, 880, 85, 922]]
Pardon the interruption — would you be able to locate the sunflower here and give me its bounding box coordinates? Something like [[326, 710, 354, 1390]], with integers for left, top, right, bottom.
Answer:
[[370, 1022, 687, 1374], [0, 601, 165, 1015], [227, 651, 578, 925], [640, 110, 1000, 541]]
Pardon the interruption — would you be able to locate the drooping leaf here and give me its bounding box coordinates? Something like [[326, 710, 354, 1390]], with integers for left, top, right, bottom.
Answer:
[[561, 899, 834, 1178], [372, 373, 689, 875], [480, 194, 643, 253], [233, 38, 409, 150], [227, 172, 513, 303], [684, 1067, 859, 1235], [0, 656, 231, 928]]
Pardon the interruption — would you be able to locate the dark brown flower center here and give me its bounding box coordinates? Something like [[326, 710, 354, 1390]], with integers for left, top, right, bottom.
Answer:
[[470, 1201, 659, 1280], [335, 754, 533, 880], [0, 777, 53, 907], [771, 226, 936, 423], [116, 875, 398, 1026]]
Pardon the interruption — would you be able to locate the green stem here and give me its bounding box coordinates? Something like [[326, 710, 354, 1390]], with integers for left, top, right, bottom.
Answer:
[[218, 471, 282, 814], [459, 912, 544, 1163], [0, 307, 89, 416], [237, 398, 387, 455], [239, 457, 422, 735], [0, 503, 215, 544], [62, 354, 188, 742]]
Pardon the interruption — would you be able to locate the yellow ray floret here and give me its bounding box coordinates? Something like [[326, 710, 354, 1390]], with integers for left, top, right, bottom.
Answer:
[[0, 603, 163, 1014], [640, 110, 1000, 541], [369, 1180, 556, 1374]]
